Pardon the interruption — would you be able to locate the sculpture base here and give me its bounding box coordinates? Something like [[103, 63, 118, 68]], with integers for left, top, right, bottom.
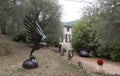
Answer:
[[96, 65, 105, 74], [22, 58, 38, 69]]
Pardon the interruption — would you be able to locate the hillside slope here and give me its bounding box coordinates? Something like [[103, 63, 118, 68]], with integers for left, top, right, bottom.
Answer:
[[0, 35, 86, 76]]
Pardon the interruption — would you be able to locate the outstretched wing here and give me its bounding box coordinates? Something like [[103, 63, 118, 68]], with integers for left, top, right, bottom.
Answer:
[[23, 15, 46, 45]]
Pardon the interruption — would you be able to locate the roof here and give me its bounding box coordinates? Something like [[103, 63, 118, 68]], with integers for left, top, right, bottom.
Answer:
[[62, 20, 78, 27]]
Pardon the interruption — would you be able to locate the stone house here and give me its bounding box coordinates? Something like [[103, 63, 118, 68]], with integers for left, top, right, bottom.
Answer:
[[59, 24, 73, 51]]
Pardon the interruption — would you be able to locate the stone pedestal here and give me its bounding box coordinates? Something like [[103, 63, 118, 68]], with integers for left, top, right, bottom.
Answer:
[[22, 58, 38, 69], [96, 65, 105, 74]]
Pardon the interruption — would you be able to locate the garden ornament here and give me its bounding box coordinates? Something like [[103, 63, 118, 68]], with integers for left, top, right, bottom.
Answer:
[[96, 58, 105, 74], [22, 14, 46, 69]]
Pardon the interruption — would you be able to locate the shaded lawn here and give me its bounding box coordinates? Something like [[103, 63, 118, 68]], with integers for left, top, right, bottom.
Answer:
[[0, 38, 87, 76]]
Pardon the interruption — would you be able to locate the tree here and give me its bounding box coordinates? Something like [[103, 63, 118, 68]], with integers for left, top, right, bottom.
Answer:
[[77, 0, 120, 61], [28, 0, 63, 45], [94, 0, 120, 60], [0, 0, 63, 45], [0, 0, 30, 36], [72, 16, 100, 55]]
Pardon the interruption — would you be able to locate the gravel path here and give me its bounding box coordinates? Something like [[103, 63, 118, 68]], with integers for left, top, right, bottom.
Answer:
[[62, 53, 120, 76]]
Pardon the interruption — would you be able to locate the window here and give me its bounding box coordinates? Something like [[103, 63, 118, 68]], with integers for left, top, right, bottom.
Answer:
[[67, 27, 70, 32], [65, 34, 71, 42], [65, 34, 67, 42], [69, 34, 71, 42]]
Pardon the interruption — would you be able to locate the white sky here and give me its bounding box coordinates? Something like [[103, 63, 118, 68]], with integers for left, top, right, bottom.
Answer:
[[58, 0, 96, 22]]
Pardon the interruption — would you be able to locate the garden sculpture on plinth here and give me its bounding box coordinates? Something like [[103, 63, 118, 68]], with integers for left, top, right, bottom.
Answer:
[[22, 14, 46, 69], [96, 59, 105, 74]]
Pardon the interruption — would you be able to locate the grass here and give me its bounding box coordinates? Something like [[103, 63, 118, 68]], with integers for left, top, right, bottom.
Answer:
[[0, 36, 87, 76], [51, 51, 88, 76]]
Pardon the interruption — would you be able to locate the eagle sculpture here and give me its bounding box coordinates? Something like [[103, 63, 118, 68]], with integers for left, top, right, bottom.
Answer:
[[22, 14, 46, 69]]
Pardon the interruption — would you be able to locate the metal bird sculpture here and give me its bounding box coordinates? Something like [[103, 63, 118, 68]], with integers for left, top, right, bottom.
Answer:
[[22, 14, 46, 69]]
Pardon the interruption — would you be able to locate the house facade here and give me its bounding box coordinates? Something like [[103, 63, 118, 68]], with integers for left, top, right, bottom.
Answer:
[[60, 25, 73, 50]]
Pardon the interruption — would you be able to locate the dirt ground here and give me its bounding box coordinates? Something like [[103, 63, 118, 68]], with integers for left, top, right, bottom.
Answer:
[[0, 35, 120, 76], [60, 51, 120, 76], [0, 36, 86, 76], [73, 55, 120, 75]]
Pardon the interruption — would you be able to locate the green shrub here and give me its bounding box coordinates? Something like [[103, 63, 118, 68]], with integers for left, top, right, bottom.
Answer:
[[13, 28, 27, 42], [99, 44, 120, 61], [72, 18, 100, 55]]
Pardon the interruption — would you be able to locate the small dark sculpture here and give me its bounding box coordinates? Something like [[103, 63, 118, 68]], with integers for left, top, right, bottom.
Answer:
[[68, 50, 74, 60], [77, 61, 83, 69], [22, 14, 46, 69], [58, 44, 62, 52]]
